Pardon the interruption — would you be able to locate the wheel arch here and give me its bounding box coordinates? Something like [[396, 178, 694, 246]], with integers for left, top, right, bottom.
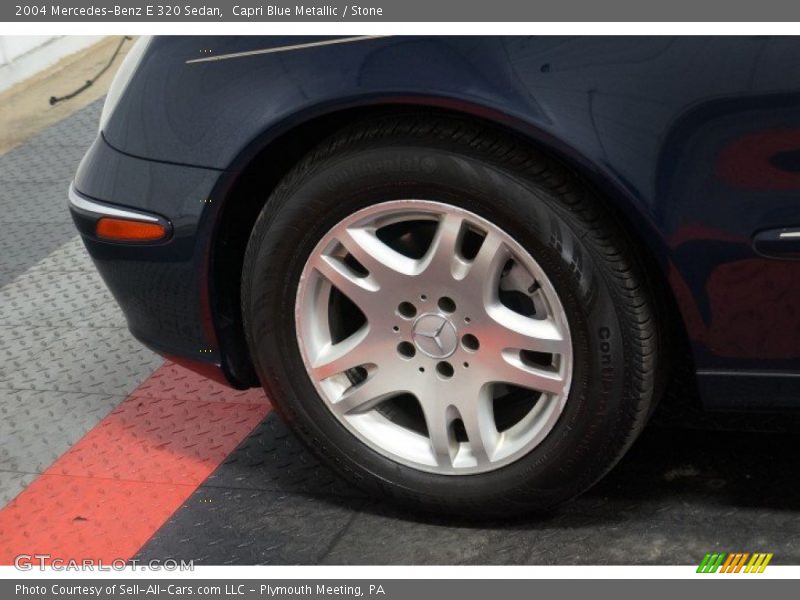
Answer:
[[209, 98, 688, 390]]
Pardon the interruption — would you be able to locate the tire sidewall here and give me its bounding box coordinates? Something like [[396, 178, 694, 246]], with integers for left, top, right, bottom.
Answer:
[[243, 143, 633, 512]]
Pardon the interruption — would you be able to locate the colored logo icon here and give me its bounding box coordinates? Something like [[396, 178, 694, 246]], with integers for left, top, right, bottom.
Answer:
[[697, 552, 773, 573]]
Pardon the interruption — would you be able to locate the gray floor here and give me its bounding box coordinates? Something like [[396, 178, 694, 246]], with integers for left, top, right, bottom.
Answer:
[[3, 99, 800, 565], [0, 100, 162, 504]]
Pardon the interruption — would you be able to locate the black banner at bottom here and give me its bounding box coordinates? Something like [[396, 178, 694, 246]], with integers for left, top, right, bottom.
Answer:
[[2, 579, 793, 600]]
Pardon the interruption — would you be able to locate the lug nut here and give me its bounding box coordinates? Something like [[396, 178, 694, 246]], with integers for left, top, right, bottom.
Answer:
[[397, 341, 416, 359], [397, 301, 417, 318], [436, 361, 454, 379], [462, 333, 480, 352], [437, 296, 456, 313]]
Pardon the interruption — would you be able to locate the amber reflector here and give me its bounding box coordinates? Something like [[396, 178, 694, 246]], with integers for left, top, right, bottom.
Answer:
[[95, 217, 167, 242]]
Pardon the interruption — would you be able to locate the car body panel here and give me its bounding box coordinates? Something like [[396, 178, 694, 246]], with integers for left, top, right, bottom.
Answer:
[[74, 136, 222, 364], [73, 35, 800, 406]]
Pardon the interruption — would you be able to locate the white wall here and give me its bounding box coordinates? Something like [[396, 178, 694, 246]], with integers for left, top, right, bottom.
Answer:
[[0, 36, 58, 65], [0, 36, 102, 93]]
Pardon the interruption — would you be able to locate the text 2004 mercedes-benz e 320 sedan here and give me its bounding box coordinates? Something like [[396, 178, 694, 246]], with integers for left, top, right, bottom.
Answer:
[[69, 36, 800, 516]]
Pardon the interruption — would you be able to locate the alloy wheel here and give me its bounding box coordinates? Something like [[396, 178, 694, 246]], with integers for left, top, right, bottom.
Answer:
[[295, 200, 573, 474]]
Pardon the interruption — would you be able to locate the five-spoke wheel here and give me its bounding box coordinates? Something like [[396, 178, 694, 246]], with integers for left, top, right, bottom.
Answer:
[[242, 115, 659, 515], [296, 200, 572, 474]]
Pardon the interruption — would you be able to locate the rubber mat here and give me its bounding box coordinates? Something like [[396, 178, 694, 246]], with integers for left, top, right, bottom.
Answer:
[[0, 362, 270, 564]]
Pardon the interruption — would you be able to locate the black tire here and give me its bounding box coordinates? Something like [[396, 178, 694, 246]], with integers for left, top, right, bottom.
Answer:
[[241, 114, 661, 517]]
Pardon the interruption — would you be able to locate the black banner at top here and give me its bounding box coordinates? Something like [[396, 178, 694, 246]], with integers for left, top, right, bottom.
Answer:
[[5, 0, 800, 22]]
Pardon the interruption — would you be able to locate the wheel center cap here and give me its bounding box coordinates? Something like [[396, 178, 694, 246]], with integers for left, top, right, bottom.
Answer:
[[412, 313, 458, 359]]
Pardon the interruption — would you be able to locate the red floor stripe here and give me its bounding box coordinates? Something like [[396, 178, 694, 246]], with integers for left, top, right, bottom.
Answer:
[[0, 361, 271, 565]]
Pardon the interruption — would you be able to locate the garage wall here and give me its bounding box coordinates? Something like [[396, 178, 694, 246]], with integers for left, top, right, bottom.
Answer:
[[0, 36, 101, 93]]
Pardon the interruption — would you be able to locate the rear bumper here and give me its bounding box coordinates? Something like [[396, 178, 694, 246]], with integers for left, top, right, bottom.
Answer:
[[69, 134, 239, 387]]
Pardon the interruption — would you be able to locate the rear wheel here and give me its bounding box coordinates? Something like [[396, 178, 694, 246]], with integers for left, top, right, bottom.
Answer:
[[242, 115, 660, 516]]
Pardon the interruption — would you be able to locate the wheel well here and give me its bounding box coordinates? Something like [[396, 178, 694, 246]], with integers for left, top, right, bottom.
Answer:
[[211, 104, 691, 392], [211, 106, 388, 387]]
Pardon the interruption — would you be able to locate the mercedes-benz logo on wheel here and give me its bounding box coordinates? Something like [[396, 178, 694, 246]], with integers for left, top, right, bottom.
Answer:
[[412, 313, 458, 358]]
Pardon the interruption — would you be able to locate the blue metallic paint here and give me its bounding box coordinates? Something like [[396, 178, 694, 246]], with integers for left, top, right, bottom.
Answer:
[[72, 36, 800, 406]]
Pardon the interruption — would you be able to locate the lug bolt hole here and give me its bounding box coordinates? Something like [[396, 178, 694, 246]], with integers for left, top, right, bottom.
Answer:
[[420, 294, 428, 301], [397, 341, 416, 359], [462, 334, 480, 352], [464, 317, 472, 324], [436, 361, 454, 379], [437, 296, 456, 313], [392, 326, 400, 332], [397, 302, 417, 319], [463, 362, 469, 368], [419, 367, 425, 373]]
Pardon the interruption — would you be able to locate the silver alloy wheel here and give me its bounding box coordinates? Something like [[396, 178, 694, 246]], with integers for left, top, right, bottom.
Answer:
[[295, 200, 573, 475]]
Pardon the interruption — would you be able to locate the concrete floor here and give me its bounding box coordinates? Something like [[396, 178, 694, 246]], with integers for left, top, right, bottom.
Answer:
[[2, 97, 800, 566]]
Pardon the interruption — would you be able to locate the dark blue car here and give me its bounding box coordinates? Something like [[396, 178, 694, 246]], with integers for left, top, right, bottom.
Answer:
[[69, 36, 800, 515]]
